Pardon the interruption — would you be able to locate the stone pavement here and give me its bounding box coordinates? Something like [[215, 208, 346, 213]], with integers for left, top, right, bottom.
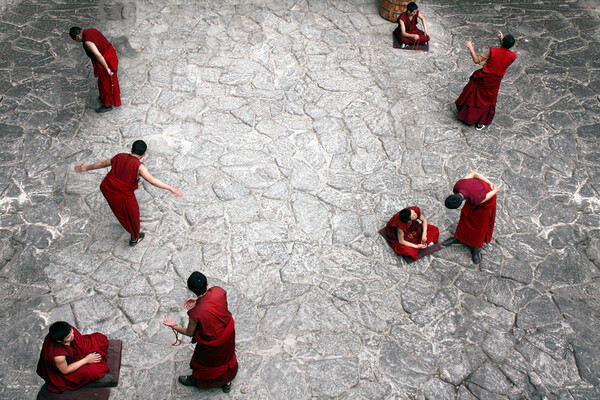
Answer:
[[1, 0, 600, 398]]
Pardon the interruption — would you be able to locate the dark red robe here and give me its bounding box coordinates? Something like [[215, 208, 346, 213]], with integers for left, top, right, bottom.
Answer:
[[83, 29, 121, 108], [99, 153, 142, 241], [36, 326, 109, 393], [383, 206, 440, 260], [453, 178, 496, 248], [394, 10, 430, 44], [455, 47, 516, 125], [187, 287, 238, 388]]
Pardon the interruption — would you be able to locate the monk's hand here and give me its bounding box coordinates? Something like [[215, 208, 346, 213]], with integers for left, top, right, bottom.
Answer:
[[85, 352, 102, 364], [106, 68, 113, 77], [464, 40, 473, 49], [418, 243, 427, 249], [182, 297, 198, 310], [163, 316, 177, 328], [74, 163, 88, 172], [171, 188, 183, 197], [421, 235, 428, 244], [498, 31, 504, 42]]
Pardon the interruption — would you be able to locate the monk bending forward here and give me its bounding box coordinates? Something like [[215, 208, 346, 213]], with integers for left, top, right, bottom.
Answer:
[[74, 140, 182, 246], [36, 321, 113, 393], [164, 272, 238, 393], [383, 206, 439, 260], [443, 171, 498, 264]]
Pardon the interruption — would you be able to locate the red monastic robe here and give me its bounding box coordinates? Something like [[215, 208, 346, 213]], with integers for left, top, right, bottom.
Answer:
[[187, 287, 238, 388], [99, 153, 142, 240], [455, 47, 517, 125], [383, 206, 440, 260], [83, 29, 121, 107], [394, 10, 430, 44], [36, 326, 109, 393], [453, 178, 496, 248]]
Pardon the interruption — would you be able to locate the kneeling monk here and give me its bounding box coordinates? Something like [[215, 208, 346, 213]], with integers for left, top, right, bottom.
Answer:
[[36, 321, 113, 393], [383, 206, 439, 260], [443, 171, 498, 264], [163, 271, 238, 393]]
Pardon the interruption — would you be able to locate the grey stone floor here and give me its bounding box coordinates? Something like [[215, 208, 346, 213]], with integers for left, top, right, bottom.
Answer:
[[1, 0, 599, 399]]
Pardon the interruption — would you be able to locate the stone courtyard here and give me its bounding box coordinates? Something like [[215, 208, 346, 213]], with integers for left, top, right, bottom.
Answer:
[[1, 0, 599, 398]]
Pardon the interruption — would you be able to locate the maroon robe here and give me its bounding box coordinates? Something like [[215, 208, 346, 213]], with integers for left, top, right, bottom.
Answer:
[[383, 206, 440, 260], [394, 10, 430, 44], [36, 326, 109, 393], [455, 47, 517, 126], [187, 287, 238, 388], [453, 178, 496, 248], [99, 153, 142, 240], [83, 29, 121, 108]]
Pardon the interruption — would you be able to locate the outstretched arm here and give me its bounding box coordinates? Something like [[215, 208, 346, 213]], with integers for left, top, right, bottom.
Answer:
[[138, 165, 183, 196], [84, 41, 113, 76], [74, 159, 111, 172], [54, 353, 102, 375], [464, 41, 490, 64], [163, 316, 197, 337]]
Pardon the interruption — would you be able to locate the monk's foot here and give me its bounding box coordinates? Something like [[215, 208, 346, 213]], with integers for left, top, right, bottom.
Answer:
[[129, 232, 145, 247], [96, 105, 113, 113], [471, 248, 482, 264], [442, 237, 460, 246], [475, 124, 486, 131], [178, 375, 196, 387], [222, 382, 232, 393]]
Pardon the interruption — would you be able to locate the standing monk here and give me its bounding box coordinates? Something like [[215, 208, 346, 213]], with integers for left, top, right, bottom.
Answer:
[[69, 27, 121, 113], [455, 31, 516, 130], [74, 140, 183, 246], [394, 2, 430, 46], [382, 206, 439, 260], [443, 172, 498, 264], [163, 272, 238, 393], [36, 321, 113, 393]]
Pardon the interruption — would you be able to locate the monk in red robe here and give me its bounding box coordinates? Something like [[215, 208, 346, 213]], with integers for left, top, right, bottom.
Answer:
[[443, 172, 498, 264], [382, 206, 439, 260], [163, 272, 238, 393], [36, 321, 113, 393], [74, 140, 183, 246], [69, 27, 121, 113], [455, 31, 517, 130], [394, 2, 430, 46]]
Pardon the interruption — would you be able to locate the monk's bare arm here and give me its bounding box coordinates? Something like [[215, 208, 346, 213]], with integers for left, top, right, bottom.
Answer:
[[464, 41, 490, 64], [420, 214, 429, 243], [138, 165, 183, 196], [74, 159, 111, 172], [163, 316, 196, 337], [418, 14, 430, 36], [481, 185, 499, 204], [54, 353, 101, 375], [84, 41, 113, 76], [399, 20, 419, 40], [397, 228, 425, 249]]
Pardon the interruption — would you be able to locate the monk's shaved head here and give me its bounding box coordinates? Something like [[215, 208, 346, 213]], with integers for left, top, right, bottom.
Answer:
[[188, 271, 208, 296], [131, 140, 147, 156], [49, 321, 71, 342], [407, 2, 418, 12], [502, 34, 516, 49], [445, 194, 464, 209], [399, 209, 412, 223], [69, 27, 82, 40]]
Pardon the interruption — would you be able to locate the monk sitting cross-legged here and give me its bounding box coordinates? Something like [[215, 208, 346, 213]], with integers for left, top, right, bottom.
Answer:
[[36, 322, 113, 393], [382, 206, 440, 260], [394, 2, 430, 46]]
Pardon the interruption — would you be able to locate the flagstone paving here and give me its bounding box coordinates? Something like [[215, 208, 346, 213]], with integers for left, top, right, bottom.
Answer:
[[1, 0, 599, 399]]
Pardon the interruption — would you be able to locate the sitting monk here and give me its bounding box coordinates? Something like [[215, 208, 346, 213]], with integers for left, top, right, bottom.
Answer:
[[394, 2, 430, 46], [36, 321, 113, 393], [383, 206, 439, 260]]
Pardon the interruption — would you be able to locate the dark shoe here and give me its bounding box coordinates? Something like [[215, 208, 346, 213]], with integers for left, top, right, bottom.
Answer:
[[442, 237, 460, 246], [471, 248, 481, 264], [178, 375, 196, 387], [222, 382, 232, 393], [95, 105, 113, 113], [129, 232, 145, 247], [86, 372, 113, 387], [475, 124, 486, 131]]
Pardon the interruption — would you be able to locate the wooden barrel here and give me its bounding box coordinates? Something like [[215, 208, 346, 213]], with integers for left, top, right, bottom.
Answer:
[[379, 0, 409, 22]]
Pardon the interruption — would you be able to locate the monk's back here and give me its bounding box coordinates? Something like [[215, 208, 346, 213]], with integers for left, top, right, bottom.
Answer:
[[109, 153, 141, 186]]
